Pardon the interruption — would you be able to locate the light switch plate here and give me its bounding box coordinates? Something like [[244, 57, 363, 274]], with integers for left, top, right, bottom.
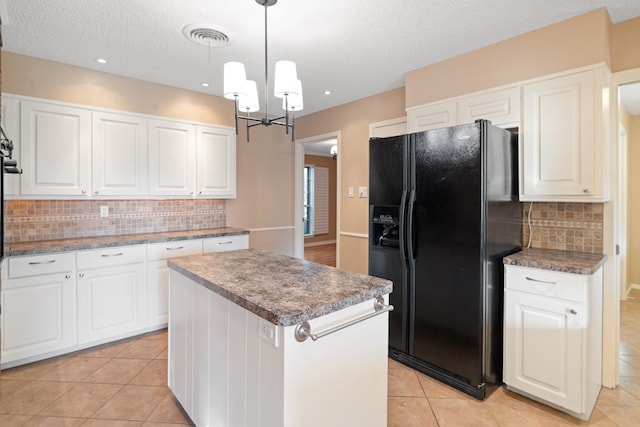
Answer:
[[348, 187, 354, 198], [359, 186, 368, 198], [100, 205, 109, 218]]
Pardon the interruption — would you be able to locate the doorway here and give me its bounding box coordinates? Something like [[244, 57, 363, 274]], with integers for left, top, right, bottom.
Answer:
[[294, 132, 340, 266], [605, 67, 640, 387]]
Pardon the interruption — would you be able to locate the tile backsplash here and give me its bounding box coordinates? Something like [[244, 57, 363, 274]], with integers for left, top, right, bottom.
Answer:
[[522, 202, 603, 254], [4, 199, 227, 243]]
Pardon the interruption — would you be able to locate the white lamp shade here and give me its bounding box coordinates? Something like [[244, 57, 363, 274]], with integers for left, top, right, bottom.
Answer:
[[238, 80, 260, 113], [223, 62, 247, 100], [282, 80, 303, 111], [274, 60, 299, 98]]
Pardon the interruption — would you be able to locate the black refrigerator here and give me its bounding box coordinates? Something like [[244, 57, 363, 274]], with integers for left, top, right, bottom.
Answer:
[[369, 120, 521, 399]]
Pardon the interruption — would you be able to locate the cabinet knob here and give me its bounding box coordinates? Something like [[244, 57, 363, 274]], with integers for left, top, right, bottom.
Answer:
[[569, 309, 578, 315], [583, 188, 590, 193], [79, 273, 85, 278], [95, 190, 99, 195], [81, 190, 87, 195], [65, 274, 71, 279]]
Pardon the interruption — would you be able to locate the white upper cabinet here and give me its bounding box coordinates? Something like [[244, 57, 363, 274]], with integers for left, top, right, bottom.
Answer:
[[1, 94, 20, 196], [407, 101, 456, 132], [521, 67, 609, 202], [148, 119, 196, 197], [458, 86, 520, 127], [4, 94, 236, 199], [20, 100, 91, 196], [196, 125, 236, 198], [407, 86, 520, 133], [92, 112, 148, 196]]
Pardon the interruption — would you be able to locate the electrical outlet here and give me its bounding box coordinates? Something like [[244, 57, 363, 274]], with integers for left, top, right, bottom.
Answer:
[[100, 205, 109, 218], [348, 187, 354, 198], [258, 319, 279, 347]]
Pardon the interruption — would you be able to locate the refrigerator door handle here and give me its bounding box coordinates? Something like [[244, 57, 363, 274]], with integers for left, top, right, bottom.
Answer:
[[406, 189, 416, 260], [399, 190, 408, 263]]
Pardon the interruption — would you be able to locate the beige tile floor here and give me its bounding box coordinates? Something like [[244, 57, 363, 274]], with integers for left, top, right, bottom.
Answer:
[[0, 289, 638, 426]]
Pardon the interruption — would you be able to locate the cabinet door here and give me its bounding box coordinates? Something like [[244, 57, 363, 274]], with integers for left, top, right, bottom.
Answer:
[[196, 125, 236, 198], [504, 290, 584, 413], [20, 100, 91, 196], [407, 101, 456, 133], [458, 86, 520, 127], [77, 262, 146, 344], [1, 95, 21, 196], [148, 120, 196, 196], [1, 272, 75, 364], [147, 239, 202, 327], [92, 112, 148, 196], [522, 71, 594, 198]]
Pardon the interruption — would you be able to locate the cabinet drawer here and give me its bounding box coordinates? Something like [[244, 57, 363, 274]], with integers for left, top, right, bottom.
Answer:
[[202, 235, 248, 253], [504, 265, 589, 302], [147, 239, 202, 261], [8, 252, 75, 279], [77, 245, 146, 270]]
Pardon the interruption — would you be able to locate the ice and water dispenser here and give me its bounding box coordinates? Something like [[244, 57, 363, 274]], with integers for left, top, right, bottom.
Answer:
[[370, 206, 399, 249]]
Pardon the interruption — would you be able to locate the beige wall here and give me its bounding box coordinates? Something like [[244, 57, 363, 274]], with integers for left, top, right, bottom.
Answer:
[[2, 52, 233, 126], [226, 124, 295, 255], [405, 8, 611, 108], [612, 16, 640, 72], [296, 88, 406, 273], [627, 115, 640, 286], [303, 154, 337, 245]]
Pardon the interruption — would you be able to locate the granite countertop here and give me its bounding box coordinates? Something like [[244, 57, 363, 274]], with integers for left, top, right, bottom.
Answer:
[[503, 248, 607, 275], [6, 227, 249, 257], [168, 248, 393, 326]]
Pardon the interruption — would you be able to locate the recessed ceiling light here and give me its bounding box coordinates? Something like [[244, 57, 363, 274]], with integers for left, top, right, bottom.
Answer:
[[324, 90, 331, 95], [201, 82, 210, 87], [96, 58, 107, 64]]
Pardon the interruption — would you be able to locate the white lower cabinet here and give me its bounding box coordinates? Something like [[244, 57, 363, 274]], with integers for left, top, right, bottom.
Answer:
[[1, 253, 76, 365], [1, 234, 249, 368], [146, 239, 203, 327], [202, 234, 249, 253], [76, 245, 146, 345], [504, 265, 603, 420]]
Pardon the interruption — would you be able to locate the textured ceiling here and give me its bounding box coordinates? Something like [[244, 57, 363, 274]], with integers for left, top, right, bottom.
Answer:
[[2, 0, 640, 117]]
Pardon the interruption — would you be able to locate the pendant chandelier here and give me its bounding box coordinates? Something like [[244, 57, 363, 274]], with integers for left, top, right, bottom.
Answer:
[[223, 0, 303, 142]]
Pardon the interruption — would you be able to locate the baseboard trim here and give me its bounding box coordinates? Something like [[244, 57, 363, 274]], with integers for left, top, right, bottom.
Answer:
[[304, 239, 336, 248]]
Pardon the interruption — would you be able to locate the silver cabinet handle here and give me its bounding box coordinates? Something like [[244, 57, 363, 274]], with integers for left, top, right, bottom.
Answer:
[[65, 274, 71, 279], [94, 190, 99, 195], [583, 188, 590, 193], [525, 276, 557, 285], [218, 241, 233, 245], [166, 246, 185, 251], [28, 259, 56, 265], [79, 273, 85, 278], [82, 190, 87, 195], [569, 309, 578, 315], [101, 252, 124, 257], [294, 296, 393, 342]]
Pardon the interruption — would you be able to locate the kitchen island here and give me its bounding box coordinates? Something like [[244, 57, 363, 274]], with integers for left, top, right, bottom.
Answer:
[[167, 249, 393, 427]]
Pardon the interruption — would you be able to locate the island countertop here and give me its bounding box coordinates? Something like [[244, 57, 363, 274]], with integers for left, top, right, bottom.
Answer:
[[167, 248, 393, 326]]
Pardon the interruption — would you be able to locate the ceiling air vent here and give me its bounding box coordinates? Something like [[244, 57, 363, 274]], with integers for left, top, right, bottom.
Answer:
[[183, 24, 230, 47]]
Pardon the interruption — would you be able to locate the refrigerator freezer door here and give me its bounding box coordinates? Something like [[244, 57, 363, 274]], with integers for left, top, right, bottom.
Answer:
[[369, 135, 409, 352]]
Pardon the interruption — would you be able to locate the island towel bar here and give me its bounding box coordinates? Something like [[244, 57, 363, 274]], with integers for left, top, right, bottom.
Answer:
[[294, 295, 393, 342]]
